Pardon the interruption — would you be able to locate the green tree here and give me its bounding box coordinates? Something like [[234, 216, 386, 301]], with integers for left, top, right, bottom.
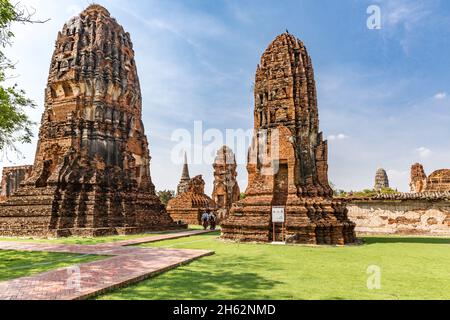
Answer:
[[157, 190, 176, 206], [0, 1, 47, 153]]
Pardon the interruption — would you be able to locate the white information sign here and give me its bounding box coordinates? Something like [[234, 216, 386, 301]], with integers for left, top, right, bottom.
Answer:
[[272, 207, 285, 223]]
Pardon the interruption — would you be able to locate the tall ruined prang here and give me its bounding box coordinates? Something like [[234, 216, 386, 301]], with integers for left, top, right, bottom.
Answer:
[[0, 5, 181, 237], [221, 33, 356, 245]]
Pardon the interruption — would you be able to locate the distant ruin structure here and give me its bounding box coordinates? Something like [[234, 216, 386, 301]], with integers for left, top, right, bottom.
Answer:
[[374, 168, 389, 191], [212, 146, 240, 220], [410, 163, 450, 193], [177, 153, 191, 195], [410, 163, 427, 193], [167, 175, 216, 225]]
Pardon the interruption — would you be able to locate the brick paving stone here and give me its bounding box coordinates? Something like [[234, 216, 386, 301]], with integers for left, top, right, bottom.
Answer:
[[0, 230, 215, 300]]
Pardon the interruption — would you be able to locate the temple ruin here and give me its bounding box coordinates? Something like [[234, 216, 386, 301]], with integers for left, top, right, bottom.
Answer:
[[410, 163, 427, 193], [177, 153, 191, 195], [167, 175, 216, 225], [221, 33, 356, 245], [0, 5, 180, 237], [212, 146, 240, 221], [374, 168, 389, 191], [410, 163, 450, 193]]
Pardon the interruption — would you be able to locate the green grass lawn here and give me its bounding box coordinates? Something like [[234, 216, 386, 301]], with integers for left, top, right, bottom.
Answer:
[[96, 233, 450, 300], [0, 250, 103, 282]]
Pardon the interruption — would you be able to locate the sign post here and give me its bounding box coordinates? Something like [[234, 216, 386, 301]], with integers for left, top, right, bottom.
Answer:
[[272, 206, 285, 243]]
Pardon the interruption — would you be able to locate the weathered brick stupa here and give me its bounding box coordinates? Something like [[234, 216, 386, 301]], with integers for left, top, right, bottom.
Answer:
[[167, 175, 216, 225], [410, 163, 427, 193], [212, 146, 240, 221], [0, 5, 180, 237], [426, 169, 450, 192], [374, 168, 390, 191], [221, 33, 356, 245], [409, 163, 450, 193]]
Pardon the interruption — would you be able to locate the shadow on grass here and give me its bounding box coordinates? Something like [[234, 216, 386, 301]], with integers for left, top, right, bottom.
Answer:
[[99, 255, 283, 300], [364, 237, 450, 245]]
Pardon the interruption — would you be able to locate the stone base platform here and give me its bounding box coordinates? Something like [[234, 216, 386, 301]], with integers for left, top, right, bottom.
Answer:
[[222, 198, 356, 245]]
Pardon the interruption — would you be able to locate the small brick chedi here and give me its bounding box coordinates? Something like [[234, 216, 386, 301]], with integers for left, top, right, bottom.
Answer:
[[212, 146, 240, 220], [167, 175, 216, 225], [374, 168, 390, 191], [410, 163, 450, 193], [221, 33, 356, 244], [0, 5, 179, 237]]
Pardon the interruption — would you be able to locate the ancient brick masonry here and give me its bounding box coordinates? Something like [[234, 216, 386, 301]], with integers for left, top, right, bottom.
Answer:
[[212, 146, 240, 221], [374, 168, 389, 191], [410, 163, 450, 193], [426, 170, 450, 192], [344, 192, 450, 236], [410, 163, 427, 193], [0, 166, 33, 202], [167, 175, 216, 225], [0, 5, 181, 237], [221, 33, 356, 245]]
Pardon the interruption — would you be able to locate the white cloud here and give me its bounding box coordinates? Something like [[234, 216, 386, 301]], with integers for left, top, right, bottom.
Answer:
[[377, 0, 432, 30], [434, 92, 447, 100], [328, 134, 349, 141], [375, 0, 439, 54], [415, 147, 433, 159]]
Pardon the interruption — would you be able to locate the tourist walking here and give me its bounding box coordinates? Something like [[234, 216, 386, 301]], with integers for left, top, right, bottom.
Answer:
[[209, 212, 217, 231], [201, 211, 210, 230]]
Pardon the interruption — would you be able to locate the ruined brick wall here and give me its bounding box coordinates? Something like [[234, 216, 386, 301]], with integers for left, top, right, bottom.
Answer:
[[426, 170, 450, 192], [346, 193, 450, 236], [0, 5, 180, 237], [0, 166, 33, 199]]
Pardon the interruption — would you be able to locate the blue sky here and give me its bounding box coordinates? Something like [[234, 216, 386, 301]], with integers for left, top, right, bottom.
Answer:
[[2, 0, 450, 194]]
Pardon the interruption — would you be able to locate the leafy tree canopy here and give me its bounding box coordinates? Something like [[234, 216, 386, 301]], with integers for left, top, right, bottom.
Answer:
[[0, 1, 47, 154], [157, 190, 176, 206]]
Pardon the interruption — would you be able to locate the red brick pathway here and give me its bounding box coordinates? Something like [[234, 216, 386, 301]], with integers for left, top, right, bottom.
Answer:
[[0, 230, 215, 300]]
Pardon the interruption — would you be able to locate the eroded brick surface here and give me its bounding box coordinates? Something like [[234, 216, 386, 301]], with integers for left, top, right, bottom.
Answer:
[[221, 33, 356, 245], [0, 4, 182, 237], [410, 163, 450, 193], [167, 175, 216, 225]]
